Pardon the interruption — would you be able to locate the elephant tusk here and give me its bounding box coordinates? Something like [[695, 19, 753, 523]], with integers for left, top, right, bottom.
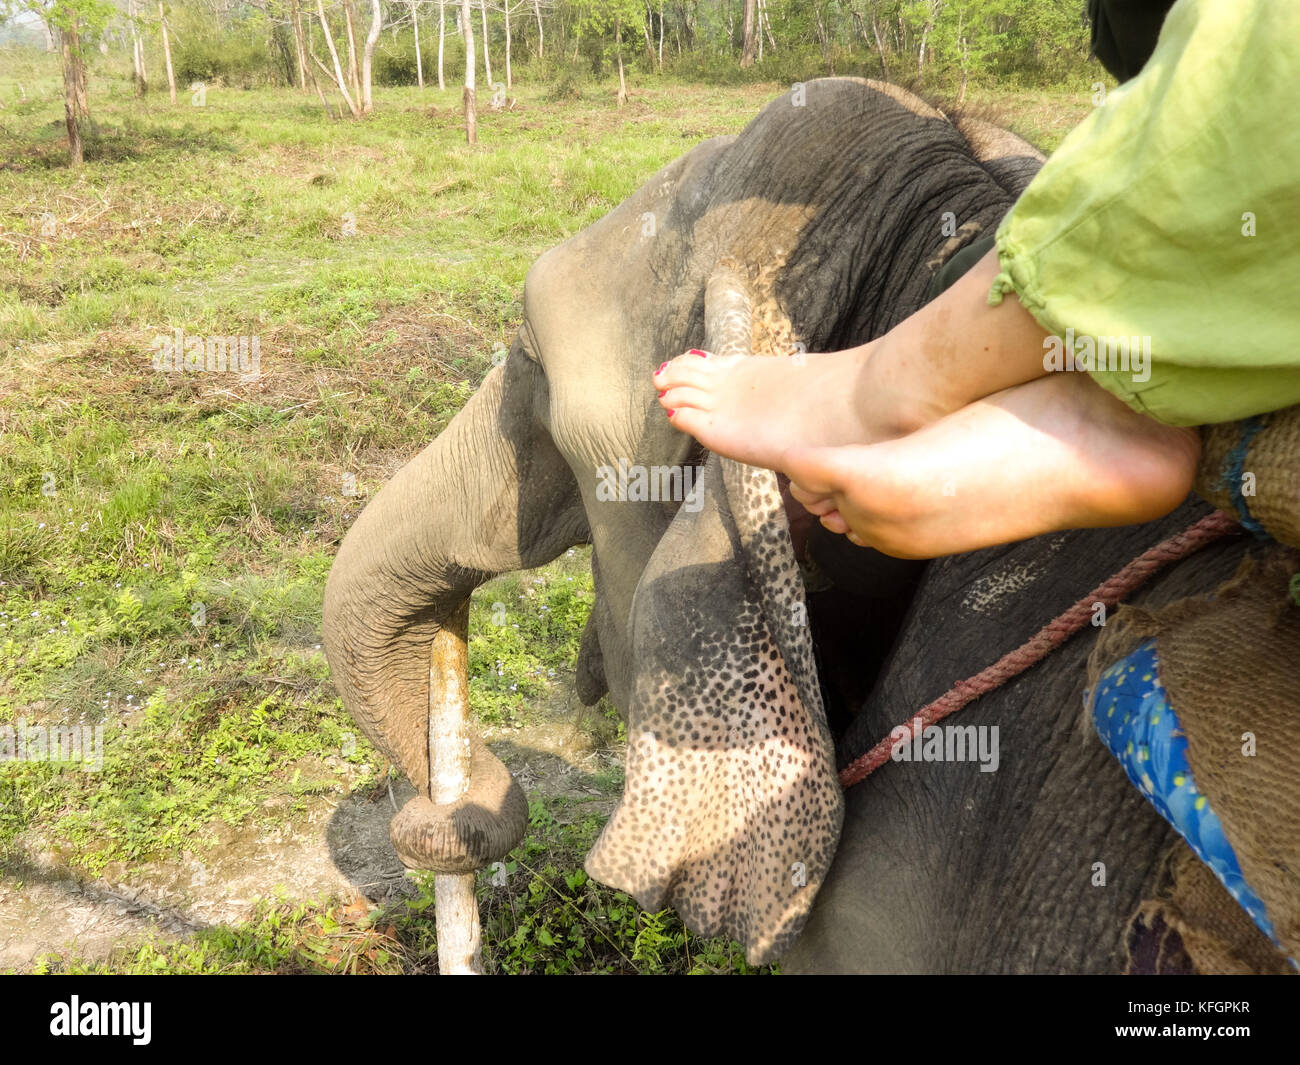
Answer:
[[428, 599, 483, 975]]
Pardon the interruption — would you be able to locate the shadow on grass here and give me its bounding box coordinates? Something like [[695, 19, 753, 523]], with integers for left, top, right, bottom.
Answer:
[[0, 117, 240, 172]]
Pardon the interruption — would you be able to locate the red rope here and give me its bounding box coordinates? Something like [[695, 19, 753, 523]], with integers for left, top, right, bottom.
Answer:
[[837, 510, 1243, 790]]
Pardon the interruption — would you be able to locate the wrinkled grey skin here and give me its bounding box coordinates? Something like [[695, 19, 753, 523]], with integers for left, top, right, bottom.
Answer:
[[324, 78, 1247, 971], [784, 505, 1246, 974]]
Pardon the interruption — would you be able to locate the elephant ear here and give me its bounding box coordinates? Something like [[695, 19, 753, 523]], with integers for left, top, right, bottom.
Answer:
[[584, 268, 843, 965]]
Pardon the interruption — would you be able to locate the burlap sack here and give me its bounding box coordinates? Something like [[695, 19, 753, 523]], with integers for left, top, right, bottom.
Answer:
[[1197, 408, 1300, 548], [1088, 553, 1300, 974]]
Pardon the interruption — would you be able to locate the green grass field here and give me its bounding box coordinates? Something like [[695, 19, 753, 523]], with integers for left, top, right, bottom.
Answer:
[[0, 55, 1090, 973]]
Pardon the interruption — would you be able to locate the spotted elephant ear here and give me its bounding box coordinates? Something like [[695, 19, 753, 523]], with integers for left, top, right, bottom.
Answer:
[[584, 446, 843, 965]]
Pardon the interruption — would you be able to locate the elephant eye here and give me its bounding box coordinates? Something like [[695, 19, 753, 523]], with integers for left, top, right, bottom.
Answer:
[[516, 320, 542, 365]]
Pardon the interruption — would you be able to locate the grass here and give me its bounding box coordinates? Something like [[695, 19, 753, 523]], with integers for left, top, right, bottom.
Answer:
[[0, 52, 1091, 973]]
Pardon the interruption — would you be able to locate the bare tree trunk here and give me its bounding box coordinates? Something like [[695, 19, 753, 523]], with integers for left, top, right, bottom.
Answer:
[[128, 0, 148, 95], [658, 1, 663, 68], [361, 0, 381, 112], [438, 0, 446, 88], [291, 0, 309, 89], [343, 0, 362, 99], [41, 16, 57, 52], [409, 1, 424, 88], [305, 47, 338, 117], [739, 0, 755, 67], [917, 1, 939, 78], [60, 21, 85, 165], [315, 0, 362, 116], [533, 0, 543, 59], [462, 0, 477, 143], [159, 3, 177, 104], [615, 15, 626, 106], [504, 0, 512, 89], [958, 35, 969, 104], [871, 13, 889, 81], [480, 0, 491, 86]]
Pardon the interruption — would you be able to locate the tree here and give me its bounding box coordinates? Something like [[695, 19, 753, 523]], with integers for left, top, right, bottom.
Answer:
[[739, 0, 754, 67], [126, 0, 146, 93], [360, 0, 381, 112], [437, 0, 446, 89], [11, 0, 114, 165], [158, 1, 176, 104], [571, 0, 643, 105], [461, 0, 476, 142], [313, 0, 362, 116], [408, 0, 423, 88]]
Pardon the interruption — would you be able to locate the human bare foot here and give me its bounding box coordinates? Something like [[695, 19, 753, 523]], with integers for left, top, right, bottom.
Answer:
[[652, 250, 1054, 473], [652, 345, 930, 472], [783, 372, 1201, 559]]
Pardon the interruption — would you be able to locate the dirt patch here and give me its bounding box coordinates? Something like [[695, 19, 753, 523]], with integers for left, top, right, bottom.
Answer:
[[1, 695, 624, 971]]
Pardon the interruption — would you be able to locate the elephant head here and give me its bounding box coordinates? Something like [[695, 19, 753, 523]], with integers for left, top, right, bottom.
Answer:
[[323, 78, 1045, 961]]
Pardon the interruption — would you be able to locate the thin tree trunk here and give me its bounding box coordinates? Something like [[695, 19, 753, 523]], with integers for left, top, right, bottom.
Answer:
[[60, 21, 85, 165], [740, 0, 755, 67], [504, 0, 511, 89], [462, 0, 477, 142], [533, 0, 542, 59], [410, 1, 424, 88], [361, 0, 381, 112], [128, 0, 148, 94], [657, 1, 663, 68], [615, 16, 626, 106], [315, 1, 362, 116], [158, 4, 178, 104], [438, 0, 446, 88], [480, 0, 491, 86], [42, 16, 57, 52], [871, 15, 889, 81], [958, 35, 969, 104], [343, 0, 362, 98], [291, 0, 309, 89], [761, 0, 776, 51], [918, 2, 937, 78], [305, 44, 340, 116]]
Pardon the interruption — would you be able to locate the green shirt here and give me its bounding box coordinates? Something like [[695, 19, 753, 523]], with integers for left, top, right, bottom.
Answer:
[[989, 0, 1300, 427]]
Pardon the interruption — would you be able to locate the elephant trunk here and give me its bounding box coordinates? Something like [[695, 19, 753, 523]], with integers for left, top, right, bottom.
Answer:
[[323, 352, 587, 873], [389, 600, 528, 873]]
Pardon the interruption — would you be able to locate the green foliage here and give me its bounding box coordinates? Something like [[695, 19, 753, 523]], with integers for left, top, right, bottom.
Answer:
[[469, 560, 592, 727]]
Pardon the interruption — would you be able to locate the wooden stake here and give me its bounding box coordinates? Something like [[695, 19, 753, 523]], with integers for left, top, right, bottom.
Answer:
[[429, 600, 482, 974]]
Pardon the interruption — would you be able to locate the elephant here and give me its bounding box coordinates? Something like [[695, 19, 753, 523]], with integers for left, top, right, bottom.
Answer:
[[322, 77, 1254, 972]]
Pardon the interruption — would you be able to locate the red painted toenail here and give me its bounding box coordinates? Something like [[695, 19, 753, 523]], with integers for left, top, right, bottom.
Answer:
[[667, 409, 676, 417], [658, 391, 665, 398], [656, 362, 667, 375], [688, 349, 708, 357]]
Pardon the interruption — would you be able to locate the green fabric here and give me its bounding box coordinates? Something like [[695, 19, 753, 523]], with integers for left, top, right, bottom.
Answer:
[[989, 0, 1300, 427]]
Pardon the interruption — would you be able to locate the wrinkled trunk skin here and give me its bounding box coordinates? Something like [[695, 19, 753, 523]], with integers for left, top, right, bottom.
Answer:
[[323, 353, 587, 795]]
